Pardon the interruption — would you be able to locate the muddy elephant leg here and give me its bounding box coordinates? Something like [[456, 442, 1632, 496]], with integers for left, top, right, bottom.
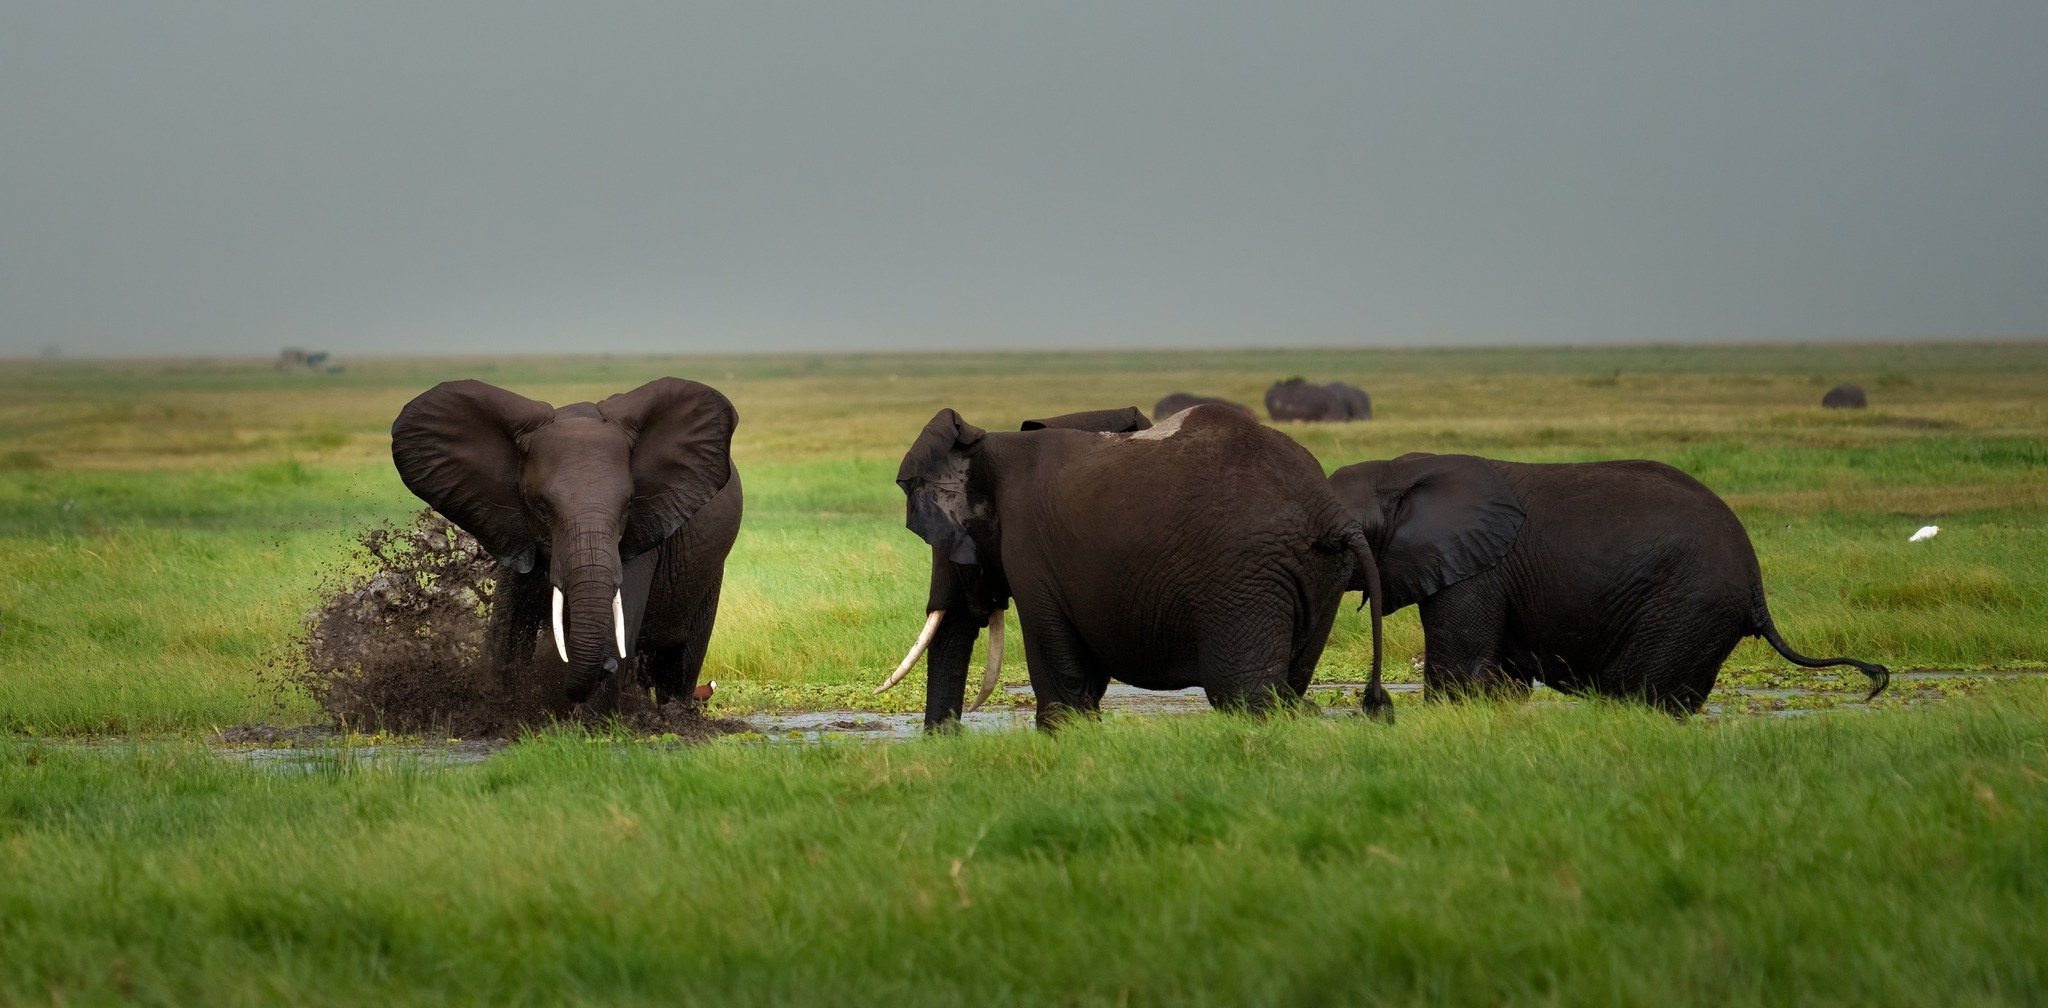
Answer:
[[1417, 583, 1511, 701], [644, 584, 721, 704], [1018, 608, 1102, 731], [484, 567, 552, 692]]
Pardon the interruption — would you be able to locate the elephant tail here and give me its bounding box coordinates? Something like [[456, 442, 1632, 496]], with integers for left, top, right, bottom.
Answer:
[[1348, 532, 1393, 723], [1751, 583, 1890, 701]]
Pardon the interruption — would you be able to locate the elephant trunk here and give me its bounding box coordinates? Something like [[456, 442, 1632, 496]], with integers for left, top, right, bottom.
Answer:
[[553, 525, 626, 703]]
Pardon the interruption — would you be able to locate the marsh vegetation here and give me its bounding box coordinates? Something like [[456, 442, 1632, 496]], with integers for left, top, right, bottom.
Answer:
[[0, 342, 2043, 1003]]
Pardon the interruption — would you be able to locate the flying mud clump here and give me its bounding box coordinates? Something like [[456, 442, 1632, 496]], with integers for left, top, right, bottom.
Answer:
[[294, 509, 746, 740]]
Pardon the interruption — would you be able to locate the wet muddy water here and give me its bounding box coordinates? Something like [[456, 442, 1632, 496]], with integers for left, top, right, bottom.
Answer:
[[200, 670, 2043, 771]]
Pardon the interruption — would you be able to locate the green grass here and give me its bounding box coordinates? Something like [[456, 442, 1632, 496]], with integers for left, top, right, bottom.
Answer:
[[2, 342, 2045, 1003], [4, 685, 2045, 1005]]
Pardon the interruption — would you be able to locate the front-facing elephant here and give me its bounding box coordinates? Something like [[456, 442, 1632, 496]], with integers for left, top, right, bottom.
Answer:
[[1328, 452, 1889, 714], [881, 404, 1388, 730], [391, 377, 741, 712]]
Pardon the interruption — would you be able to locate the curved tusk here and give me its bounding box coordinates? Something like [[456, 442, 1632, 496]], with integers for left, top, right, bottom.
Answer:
[[613, 590, 628, 658], [874, 610, 945, 694], [551, 586, 568, 664], [967, 609, 1004, 712]]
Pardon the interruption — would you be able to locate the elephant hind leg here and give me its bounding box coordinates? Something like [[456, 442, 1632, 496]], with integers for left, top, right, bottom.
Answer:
[[1594, 625, 1739, 716], [643, 585, 722, 704], [1196, 606, 1307, 716], [1018, 612, 1106, 731]]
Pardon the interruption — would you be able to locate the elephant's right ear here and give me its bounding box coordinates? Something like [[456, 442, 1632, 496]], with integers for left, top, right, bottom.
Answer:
[[1332, 454, 1523, 610], [1019, 406, 1152, 433], [897, 408, 986, 565], [391, 380, 555, 571]]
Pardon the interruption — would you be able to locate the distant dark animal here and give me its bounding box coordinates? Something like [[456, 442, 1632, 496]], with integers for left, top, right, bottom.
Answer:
[[1265, 378, 1372, 422], [881, 404, 1388, 730], [1822, 383, 1867, 409], [392, 378, 741, 713], [1154, 393, 1257, 422], [1329, 382, 1372, 419], [1328, 451, 1888, 715]]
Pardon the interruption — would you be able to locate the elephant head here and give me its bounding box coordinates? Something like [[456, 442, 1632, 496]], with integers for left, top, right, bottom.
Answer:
[[391, 377, 737, 701], [1327, 452, 1526, 612], [880, 406, 1152, 725], [878, 408, 1006, 724]]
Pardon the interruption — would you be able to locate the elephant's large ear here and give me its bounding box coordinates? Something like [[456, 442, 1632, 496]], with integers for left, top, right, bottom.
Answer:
[[897, 408, 985, 564], [1332, 454, 1523, 610], [598, 378, 739, 559], [391, 380, 555, 571], [1019, 406, 1152, 433]]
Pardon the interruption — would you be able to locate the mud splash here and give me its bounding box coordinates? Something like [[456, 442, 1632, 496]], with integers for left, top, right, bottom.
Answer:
[[286, 510, 748, 742]]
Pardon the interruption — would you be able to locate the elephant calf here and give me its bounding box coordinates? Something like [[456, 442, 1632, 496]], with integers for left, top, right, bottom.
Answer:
[[881, 404, 1389, 730], [1329, 452, 1888, 714]]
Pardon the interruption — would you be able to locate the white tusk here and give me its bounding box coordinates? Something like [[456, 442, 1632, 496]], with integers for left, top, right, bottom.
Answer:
[[613, 590, 628, 658], [967, 609, 1004, 712], [551, 586, 568, 664], [875, 610, 945, 694]]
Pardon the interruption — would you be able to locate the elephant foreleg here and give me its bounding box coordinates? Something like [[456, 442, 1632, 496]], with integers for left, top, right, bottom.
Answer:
[[1417, 583, 1513, 702], [484, 567, 552, 693]]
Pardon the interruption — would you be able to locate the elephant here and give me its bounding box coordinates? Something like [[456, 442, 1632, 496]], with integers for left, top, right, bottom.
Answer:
[[1327, 452, 1889, 714], [1020, 406, 1152, 433], [391, 377, 741, 712], [1265, 378, 1371, 422], [1154, 392, 1258, 422], [878, 403, 1388, 730], [1822, 383, 1868, 409]]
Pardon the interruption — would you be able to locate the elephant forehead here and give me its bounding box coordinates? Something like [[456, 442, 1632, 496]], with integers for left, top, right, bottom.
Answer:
[[524, 416, 630, 466]]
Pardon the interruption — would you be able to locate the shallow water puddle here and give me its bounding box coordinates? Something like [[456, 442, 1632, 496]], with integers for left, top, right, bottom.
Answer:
[[192, 669, 2041, 767]]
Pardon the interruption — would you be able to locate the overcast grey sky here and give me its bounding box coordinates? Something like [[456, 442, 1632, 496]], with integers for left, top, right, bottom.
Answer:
[[3, 2, 2044, 358]]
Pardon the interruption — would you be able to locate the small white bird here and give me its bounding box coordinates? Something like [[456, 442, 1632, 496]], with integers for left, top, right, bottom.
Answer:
[[1909, 525, 1940, 542]]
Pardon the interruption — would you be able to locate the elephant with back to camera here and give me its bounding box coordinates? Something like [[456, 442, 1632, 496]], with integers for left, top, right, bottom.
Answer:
[[1328, 452, 1888, 714], [879, 404, 1389, 730], [392, 377, 741, 713], [1266, 378, 1371, 422]]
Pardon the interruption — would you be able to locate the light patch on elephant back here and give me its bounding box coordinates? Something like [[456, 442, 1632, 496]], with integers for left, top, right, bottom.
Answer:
[[1127, 411, 1188, 440]]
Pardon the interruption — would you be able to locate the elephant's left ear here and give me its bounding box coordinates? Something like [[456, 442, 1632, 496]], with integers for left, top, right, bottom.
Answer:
[[1019, 406, 1152, 433], [599, 378, 738, 558]]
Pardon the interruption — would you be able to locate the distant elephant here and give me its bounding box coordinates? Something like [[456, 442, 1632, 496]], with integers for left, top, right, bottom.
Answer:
[[1822, 383, 1867, 409], [1266, 378, 1371, 422], [1329, 381, 1372, 420], [1154, 392, 1257, 422], [391, 378, 741, 711], [880, 404, 1388, 730], [1328, 452, 1888, 714]]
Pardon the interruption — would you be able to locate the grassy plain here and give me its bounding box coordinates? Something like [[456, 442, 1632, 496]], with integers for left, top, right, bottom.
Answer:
[[1, 342, 2044, 729], [1, 342, 2045, 1003]]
